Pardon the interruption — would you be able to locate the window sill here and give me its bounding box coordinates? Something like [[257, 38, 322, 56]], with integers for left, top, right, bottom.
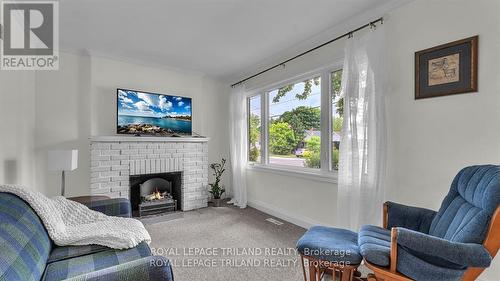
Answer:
[[246, 164, 338, 184]]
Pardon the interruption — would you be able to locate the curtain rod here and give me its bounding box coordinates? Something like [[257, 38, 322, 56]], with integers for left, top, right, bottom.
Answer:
[[231, 17, 383, 88]]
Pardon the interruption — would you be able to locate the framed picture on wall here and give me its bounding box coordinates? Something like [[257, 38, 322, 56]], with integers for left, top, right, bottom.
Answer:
[[415, 36, 478, 99]]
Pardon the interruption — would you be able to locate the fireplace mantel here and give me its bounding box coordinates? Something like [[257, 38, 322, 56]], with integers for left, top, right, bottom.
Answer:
[[89, 135, 209, 211], [90, 135, 209, 143]]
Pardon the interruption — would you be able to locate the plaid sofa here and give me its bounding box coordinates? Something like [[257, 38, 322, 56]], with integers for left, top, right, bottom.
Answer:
[[0, 192, 174, 281]]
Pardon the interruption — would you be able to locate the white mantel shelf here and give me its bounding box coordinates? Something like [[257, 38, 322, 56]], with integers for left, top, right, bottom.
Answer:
[[90, 135, 210, 142]]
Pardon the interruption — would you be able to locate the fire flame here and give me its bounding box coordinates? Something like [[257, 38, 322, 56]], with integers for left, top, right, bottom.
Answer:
[[144, 188, 166, 201], [152, 188, 164, 200]]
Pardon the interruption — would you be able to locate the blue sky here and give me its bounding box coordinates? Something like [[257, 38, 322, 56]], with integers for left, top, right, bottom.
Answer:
[[249, 80, 321, 118], [118, 89, 192, 118]]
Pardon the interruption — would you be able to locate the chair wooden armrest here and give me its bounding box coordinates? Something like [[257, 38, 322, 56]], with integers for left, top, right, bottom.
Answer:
[[383, 202, 389, 229], [390, 228, 398, 273], [461, 206, 500, 281]]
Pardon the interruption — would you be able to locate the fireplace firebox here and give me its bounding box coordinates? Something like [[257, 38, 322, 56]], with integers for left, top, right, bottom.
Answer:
[[129, 172, 182, 217]]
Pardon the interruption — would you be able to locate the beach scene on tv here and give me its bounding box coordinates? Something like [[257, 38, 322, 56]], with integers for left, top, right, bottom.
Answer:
[[117, 89, 192, 136]]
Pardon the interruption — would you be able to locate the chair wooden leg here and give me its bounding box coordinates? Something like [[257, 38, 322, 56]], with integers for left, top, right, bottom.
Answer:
[[341, 268, 354, 281], [316, 263, 321, 281], [301, 255, 307, 281], [309, 260, 317, 281], [301, 255, 361, 281]]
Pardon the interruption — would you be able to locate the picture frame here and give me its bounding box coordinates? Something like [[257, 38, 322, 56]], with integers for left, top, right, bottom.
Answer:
[[415, 36, 478, 99]]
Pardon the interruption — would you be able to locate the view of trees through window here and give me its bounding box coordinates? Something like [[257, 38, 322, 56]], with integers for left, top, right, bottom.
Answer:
[[269, 77, 322, 168], [248, 95, 261, 163], [331, 69, 343, 170], [247, 69, 343, 171]]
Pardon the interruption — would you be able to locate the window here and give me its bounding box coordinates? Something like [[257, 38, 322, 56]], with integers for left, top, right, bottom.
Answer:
[[331, 70, 343, 170], [247, 67, 343, 175], [248, 95, 261, 163], [268, 77, 321, 168]]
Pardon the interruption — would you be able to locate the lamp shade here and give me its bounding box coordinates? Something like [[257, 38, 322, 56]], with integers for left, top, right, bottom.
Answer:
[[48, 150, 78, 171]]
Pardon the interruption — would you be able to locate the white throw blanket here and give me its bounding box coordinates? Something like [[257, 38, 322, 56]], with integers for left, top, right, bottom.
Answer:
[[0, 185, 151, 249]]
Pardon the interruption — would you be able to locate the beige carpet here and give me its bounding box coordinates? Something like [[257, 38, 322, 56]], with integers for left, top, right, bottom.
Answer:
[[143, 205, 307, 281]]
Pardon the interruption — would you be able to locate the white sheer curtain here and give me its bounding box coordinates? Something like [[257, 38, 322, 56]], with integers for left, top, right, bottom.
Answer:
[[336, 26, 387, 231], [228, 85, 248, 208]]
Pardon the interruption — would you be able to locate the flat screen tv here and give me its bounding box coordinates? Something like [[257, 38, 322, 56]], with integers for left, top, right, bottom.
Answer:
[[117, 89, 192, 136]]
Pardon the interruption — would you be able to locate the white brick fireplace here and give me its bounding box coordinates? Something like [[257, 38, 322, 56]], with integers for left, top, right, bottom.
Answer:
[[90, 136, 209, 211]]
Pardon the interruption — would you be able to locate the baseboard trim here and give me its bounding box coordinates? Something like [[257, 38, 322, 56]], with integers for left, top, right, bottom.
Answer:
[[247, 199, 323, 229]]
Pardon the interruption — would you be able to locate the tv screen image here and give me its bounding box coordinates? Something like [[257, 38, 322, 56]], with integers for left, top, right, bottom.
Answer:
[[117, 89, 192, 136]]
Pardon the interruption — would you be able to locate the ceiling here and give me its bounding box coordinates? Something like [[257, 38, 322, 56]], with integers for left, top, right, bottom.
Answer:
[[60, 0, 405, 82]]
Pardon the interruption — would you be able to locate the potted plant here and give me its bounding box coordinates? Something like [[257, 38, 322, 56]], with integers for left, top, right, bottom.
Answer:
[[208, 158, 226, 207]]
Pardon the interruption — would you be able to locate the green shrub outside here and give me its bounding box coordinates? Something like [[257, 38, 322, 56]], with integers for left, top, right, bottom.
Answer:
[[304, 136, 320, 168], [332, 148, 339, 170], [269, 122, 296, 155], [302, 136, 340, 170], [249, 147, 260, 162], [304, 151, 320, 168]]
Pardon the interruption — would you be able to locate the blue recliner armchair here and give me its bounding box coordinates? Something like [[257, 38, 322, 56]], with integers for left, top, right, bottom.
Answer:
[[359, 165, 500, 281]]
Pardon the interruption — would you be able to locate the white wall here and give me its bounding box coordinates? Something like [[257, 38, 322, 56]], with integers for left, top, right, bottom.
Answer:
[[0, 71, 36, 189], [34, 52, 92, 196], [247, 170, 337, 226], [0, 51, 230, 197], [384, 1, 500, 279], [384, 0, 500, 210], [243, 0, 500, 279]]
